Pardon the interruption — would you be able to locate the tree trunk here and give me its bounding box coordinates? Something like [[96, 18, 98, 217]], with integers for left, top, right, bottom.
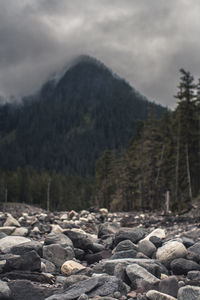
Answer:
[[47, 179, 51, 211], [186, 143, 192, 201]]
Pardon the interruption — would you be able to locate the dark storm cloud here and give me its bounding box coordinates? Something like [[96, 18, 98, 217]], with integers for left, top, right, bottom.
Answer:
[[0, 0, 200, 107]]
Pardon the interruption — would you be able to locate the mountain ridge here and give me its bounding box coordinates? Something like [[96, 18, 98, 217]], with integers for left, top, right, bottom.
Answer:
[[0, 55, 166, 176]]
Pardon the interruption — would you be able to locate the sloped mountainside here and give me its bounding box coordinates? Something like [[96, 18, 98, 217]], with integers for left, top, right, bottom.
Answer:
[[0, 55, 166, 176]]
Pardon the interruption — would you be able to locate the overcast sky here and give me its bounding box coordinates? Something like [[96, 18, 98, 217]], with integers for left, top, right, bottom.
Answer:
[[0, 0, 200, 108]]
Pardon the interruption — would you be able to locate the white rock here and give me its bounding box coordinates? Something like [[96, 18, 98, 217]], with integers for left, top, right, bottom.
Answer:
[[146, 290, 177, 300], [51, 224, 63, 233], [0, 236, 31, 251], [12, 227, 28, 236], [156, 241, 187, 266], [4, 213, 20, 227], [144, 228, 166, 241], [60, 214, 68, 220], [61, 260, 85, 275]]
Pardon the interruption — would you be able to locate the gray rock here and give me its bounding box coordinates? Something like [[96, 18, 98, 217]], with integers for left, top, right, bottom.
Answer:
[[41, 258, 56, 273], [43, 244, 74, 267], [0, 232, 7, 239], [4, 213, 20, 227], [159, 276, 179, 298], [45, 276, 126, 300], [111, 250, 137, 259], [98, 222, 120, 238], [146, 290, 176, 300], [8, 279, 59, 300], [149, 236, 163, 248], [3, 240, 43, 257], [170, 258, 200, 275], [126, 264, 160, 291], [181, 236, 195, 248], [93, 258, 167, 278], [113, 240, 138, 252], [178, 285, 200, 300], [63, 275, 90, 289], [63, 230, 94, 250], [188, 242, 200, 256], [138, 240, 156, 258], [4, 250, 41, 272], [45, 233, 73, 248], [114, 228, 145, 246], [0, 280, 11, 299]]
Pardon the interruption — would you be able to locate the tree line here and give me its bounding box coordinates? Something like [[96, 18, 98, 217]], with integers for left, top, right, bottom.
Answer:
[[95, 69, 200, 212]]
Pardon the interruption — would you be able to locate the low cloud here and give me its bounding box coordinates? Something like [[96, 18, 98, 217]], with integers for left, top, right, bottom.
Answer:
[[0, 0, 200, 107]]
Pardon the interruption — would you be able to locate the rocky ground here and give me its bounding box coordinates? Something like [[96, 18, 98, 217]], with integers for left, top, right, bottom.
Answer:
[[0, 204, 200, 299]]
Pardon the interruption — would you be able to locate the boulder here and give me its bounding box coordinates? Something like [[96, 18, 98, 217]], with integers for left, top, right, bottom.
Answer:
[[63, 275, 90, 289], [144, 228, 166, 241], [159, 276, 179, 298], [114, 228, 145, 246], [3, 240, 43, 257], [113, 240, 138, 252], [0, 236, 31, 252], [126, 264, 160, 291], [61, 260, 86, 275], [98, 222, 120, 238], [43, 244, 74, 268], [44, 232, 73, 248], [8, 279, 58, 300], [170, 258, 200, 275], [188, 242, 200, 256], [93, 258, 167, 277], [4, 250, 41, 272], [149, 236, 163, 248], [156, 241, 187, 266], [4, 214, 20, 227], [11, 227, 28, 236], [146, 290, 176, 300], [63, 230, 94, 250], [111, 249, 137, 259], [45, 276, 126, 300], [138, 240, 157, 258], [178, 285, 200, 300]]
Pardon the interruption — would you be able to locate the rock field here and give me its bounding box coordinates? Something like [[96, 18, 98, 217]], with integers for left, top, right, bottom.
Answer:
[[0, 204, 200, 299]]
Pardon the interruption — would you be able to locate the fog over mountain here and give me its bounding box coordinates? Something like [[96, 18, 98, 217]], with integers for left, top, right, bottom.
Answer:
[[0, 1, 200, 107]]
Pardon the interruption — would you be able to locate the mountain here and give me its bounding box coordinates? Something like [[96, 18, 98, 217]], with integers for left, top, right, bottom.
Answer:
[[0, 55, 166, 176]]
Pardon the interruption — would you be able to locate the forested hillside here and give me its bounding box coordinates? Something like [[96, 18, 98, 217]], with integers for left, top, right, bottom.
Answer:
[[0, 56, 167, 210]]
